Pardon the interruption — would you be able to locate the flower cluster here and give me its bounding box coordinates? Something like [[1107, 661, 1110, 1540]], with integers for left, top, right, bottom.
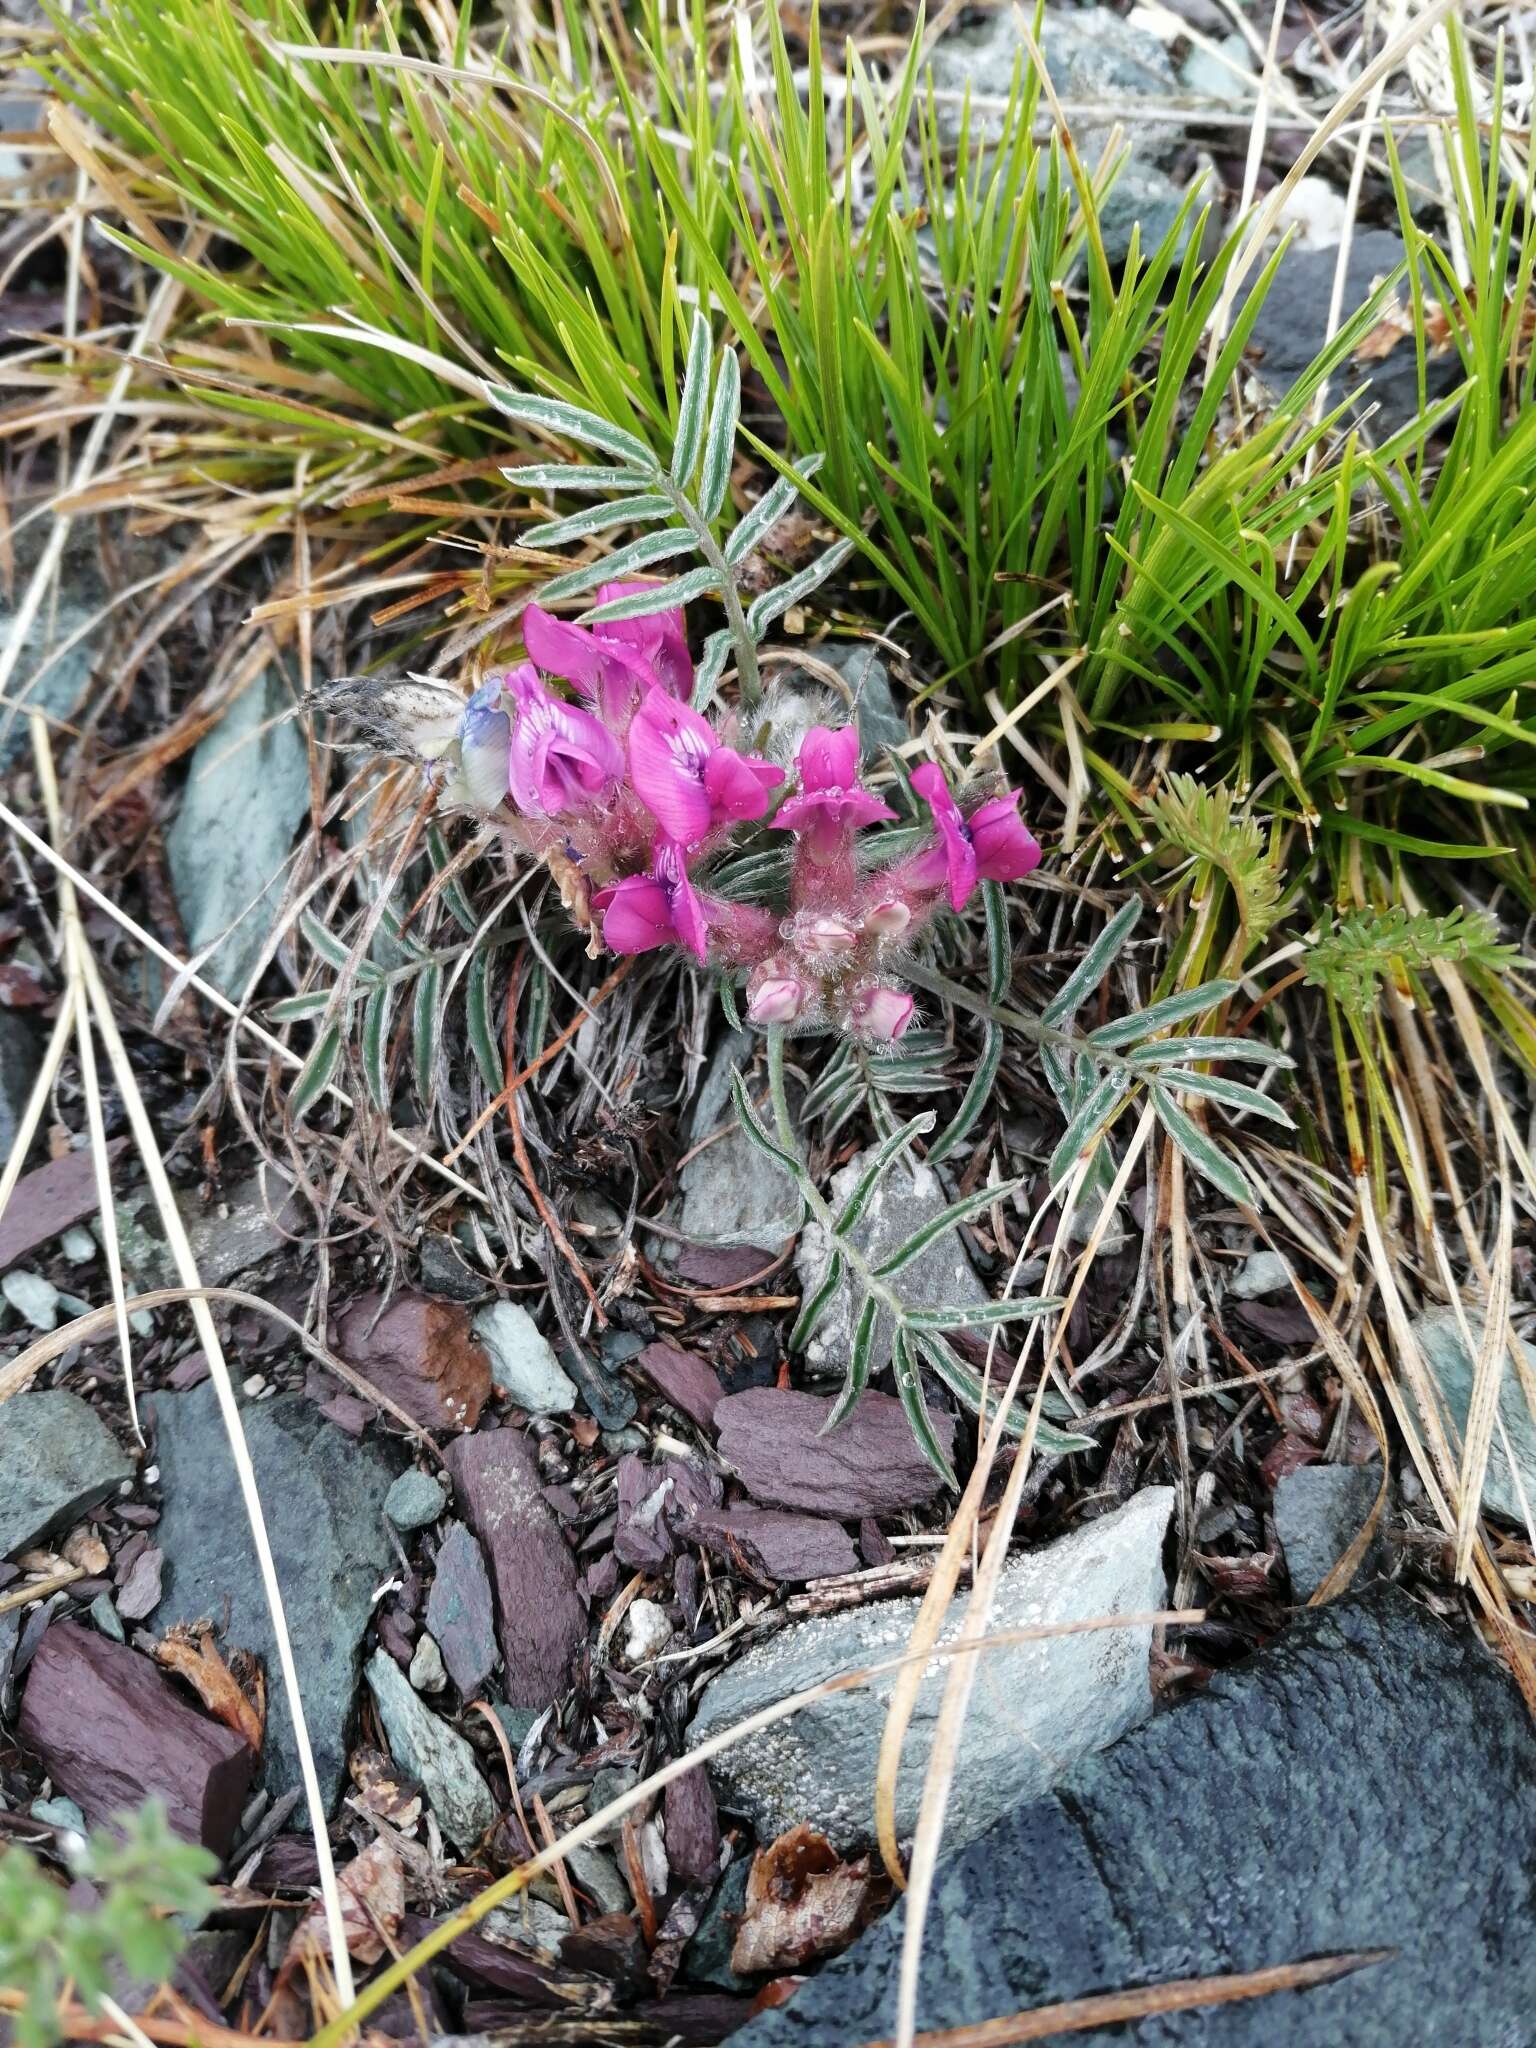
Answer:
[[442, 588, 1042, 1043]]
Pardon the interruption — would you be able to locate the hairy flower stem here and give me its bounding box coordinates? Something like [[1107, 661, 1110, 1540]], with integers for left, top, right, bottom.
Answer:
[[763, 1028, 912, 1331], [660, 475, 761, 710]]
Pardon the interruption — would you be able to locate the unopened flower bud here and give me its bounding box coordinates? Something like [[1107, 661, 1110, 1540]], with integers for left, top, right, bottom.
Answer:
[[748, 971, 808, 1027], [799, 914, 859, 956], [864, 898, 911, 941], [851, 984, 915, 1042]]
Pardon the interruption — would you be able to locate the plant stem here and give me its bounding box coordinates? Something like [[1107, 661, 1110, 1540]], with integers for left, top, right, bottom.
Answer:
[[903, 958, 1134, 1068], [662, 475, 761, 708], [763, 1028, 911, 1328]]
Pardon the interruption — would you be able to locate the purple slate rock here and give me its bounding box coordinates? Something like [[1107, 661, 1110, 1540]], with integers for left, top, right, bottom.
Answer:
[[679, 1503, 858, 1585], [18, 1622, 255, 1853], [713, 1388, 956, 1517], [663, 1764, 722, 1888], [446, 1430, 587, 1709], [633, 1341, 724, 1436], [425, 1520, 498, 1696], [0, 1140, 128, 1268], [614, 1454, 723, 1572]]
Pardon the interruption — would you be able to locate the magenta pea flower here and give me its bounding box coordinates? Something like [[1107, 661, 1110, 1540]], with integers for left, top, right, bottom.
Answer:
[[773, 725, 896, 864], [909, 762, 1041, 911], [594, 840, 709, 961], [628, 686, 782, 846], [505, 665, 625, 819], [589, 583, 693, 700]]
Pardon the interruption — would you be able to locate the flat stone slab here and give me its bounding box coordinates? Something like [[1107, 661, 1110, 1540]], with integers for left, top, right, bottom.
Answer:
[[148, 1384, 398, 1807], [738, 1589, 1536, 2046], [0, 1389, 133, 1560], [690, 1489, 1173, 1849], [365, 1648, 496, 1852]]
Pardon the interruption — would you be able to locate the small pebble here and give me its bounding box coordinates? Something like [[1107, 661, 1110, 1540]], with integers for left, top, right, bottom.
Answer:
[[30, 1796, 87, 1836], [128, 1309, 154, 1338], [242, 1373, 267, 1398], [60, 1227, 97, 1265], [474, 1301, 578, 1416], [602, 1426, 647, 1457], [385, 1469, 448, 1531], [624, 1598, 674, 1665], [2, 1270, 60, 1331], [409, 1631, 448, 1695], [87, 1593, 125, 1643]]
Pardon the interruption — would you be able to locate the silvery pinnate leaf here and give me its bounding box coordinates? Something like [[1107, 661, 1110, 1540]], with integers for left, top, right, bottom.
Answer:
[[698, 346, 741, 522], [484, 386, 656, 469], [523, 494, 674, 548], [1041, 899, 1142, 1027], [536, 527, 696, 604], [671, 311, 714, 488], [745, 537, 856, 638]]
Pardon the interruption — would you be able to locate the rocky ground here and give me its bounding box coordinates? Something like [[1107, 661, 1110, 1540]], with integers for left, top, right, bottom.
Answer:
[[3, 0, 1535, 2042]]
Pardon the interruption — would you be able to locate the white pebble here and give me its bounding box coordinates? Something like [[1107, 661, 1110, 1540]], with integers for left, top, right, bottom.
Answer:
[[2, 1270, 60, 1331], [623, 1598, 674, 1665]]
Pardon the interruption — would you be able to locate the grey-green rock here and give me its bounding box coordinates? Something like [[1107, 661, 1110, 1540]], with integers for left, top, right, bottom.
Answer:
[[365, 1648, 496, 1851], [679, 1033, 801, 1251], [0, 1390, 132, 1560], [148, 1383, 398, 1807], [385, 1468, 448, 1531], [1416, 1305, 1536, 1527], [690, 1488, 1173, 1850], [165, 667, 309, 997], [738, 1592, 1536, 2048], [473, 1301, 577, 1416], [1274, 1463, 1386, 1600], [0, 1012, 40, 1167]]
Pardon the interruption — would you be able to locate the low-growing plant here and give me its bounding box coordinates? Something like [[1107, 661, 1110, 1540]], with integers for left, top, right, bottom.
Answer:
[[0, 1804, 215, 2048]]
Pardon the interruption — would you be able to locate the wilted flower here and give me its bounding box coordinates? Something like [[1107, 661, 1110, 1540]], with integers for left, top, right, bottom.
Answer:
[[506, 666, 625, 819]]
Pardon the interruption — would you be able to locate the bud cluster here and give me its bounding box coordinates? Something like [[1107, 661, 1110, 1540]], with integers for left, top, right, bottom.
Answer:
[[438, 587, 1042, 1042]]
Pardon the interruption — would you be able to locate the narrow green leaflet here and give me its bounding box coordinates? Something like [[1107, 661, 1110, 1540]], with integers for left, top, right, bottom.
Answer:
[[484, 386, 656, 468], [1087, 978, 1240, 1048], [583, 565, 719, 620], [523, 494, 673, 548], [1162, 1067, 1294, 1126], [535, 527, 696, 604], [904, 1295, 1059, 1329], [671, 311, 713, 487], [1041, 899, 1142, 1026], [466, 950, 503, 1095], [825, 1292, 878, 1431], [301, 911, 379, 982], [728, 1068, 808, 1182], [745, 539, 855, 638], [983, 880, 1011, 1003], [717, 975, 743, 1032], [427, 822, 477, 934], [789, 1249, 844, 1352], [893, 1327, 959, 1487], [915, 1333, 1094, 1456], [1152, 1083, 1255, 1206], [725, 456, 824, 565], [361, 980, 396, 1111], [269, 988, 339, 1023], [501, 462, 651, 493], [412, 959, 443, 1105], [927, 1023, 1001, 1167], [832, 1111, 935, 1234], [1128, 1034, 1292, 1068], [1048, 1069, 1130, 1185], [289, 1022, 341, 1123], [873, 1177, 1023, 1278], [698, 346, 740, 522], [691, 628, 733, 709]]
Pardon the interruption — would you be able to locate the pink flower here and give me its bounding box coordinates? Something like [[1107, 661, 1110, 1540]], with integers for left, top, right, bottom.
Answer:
[[595, 841, 709, 961], [909, 763, 1041, 911], [773, 725, 895, 863], [863, 897, 911, 941], [628, 687, 782, 846], [850, 984, 915, 1042], [505, 665, 625, 819], [522, 583, 691, 725], [747, 966, 809, 1026], [590, 583, 693, 700]]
